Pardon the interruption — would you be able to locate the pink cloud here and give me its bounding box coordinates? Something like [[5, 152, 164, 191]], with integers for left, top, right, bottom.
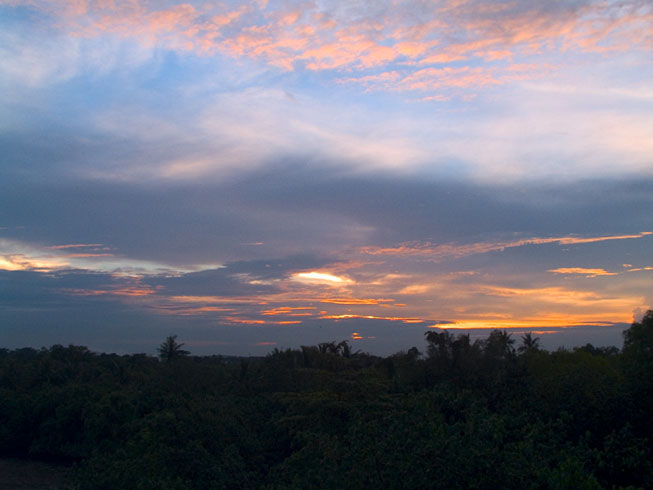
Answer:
[[11, 0, 652, 98]]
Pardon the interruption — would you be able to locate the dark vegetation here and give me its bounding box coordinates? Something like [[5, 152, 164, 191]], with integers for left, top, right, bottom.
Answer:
[[1, 312, 652, 489]]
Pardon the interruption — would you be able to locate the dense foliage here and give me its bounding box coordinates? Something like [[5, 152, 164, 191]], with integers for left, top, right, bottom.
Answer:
[[1, 312, 652, 489]]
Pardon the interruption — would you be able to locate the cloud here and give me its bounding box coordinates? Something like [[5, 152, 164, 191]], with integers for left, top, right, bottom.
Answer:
[[0, 239, 187, 275], [0, 253, 69, 272], [3, 52, 651, 186], [4, 0, 650, 98], [319, 313, 426, 324], [261, 306, 315, 316], [320, 298, 394, 305], [56, 87, 427, 182], [0, 268, 150, 308], [292, 271, 353, 285], [0, 13, 156, 93], [359, 231, 653, 261], [1, 2, 651, 356], [1, 237, 648, 354], [549, 267, 618, 277], [3, 153, 653, 269], [48, 243, 105, 249]]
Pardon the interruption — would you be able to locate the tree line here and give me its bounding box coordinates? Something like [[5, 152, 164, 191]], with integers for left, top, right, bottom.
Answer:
[[0, 311, 652, 489]]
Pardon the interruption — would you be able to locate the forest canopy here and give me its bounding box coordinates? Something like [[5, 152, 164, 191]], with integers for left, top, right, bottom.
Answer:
[[1, 311, 652, 489]]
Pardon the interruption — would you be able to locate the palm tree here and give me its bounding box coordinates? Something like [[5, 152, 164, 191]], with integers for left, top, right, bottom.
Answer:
[[337, 340, 352, 358], [318, 341, 339, 355], [518, 332, 540, 353], [157, 335, 190, 362], [484, 330, 515, 360]]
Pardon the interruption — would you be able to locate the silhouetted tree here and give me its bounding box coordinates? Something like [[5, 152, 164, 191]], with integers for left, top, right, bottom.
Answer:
[[622, 310, 653, 356], [518, 332, 540, 353], [337, 341, 352, 358], [424, 330, 453, 361], [157, 335, 190, 362], [4, 311, 653, 490], [318, 341, 338, 355], [483, 330, 515, 360], [450, 333, 474, 365], [621, 310, 653, 432], [622, 311, 653, 381]]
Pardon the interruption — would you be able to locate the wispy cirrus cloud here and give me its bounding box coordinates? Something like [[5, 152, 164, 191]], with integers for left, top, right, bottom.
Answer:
[[4, 0, 650, 98], [359, 231, 653, 261], [47, 243, 105, 250]]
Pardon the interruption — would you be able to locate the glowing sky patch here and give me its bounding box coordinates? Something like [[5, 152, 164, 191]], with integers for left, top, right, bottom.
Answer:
[[0, 256, 27, 271], [320, 298, 394, 305], [440, 319, 623, 330], [293, 272, 352, 284], [321, 314, 425, 324], [0, 254, 69, 272]]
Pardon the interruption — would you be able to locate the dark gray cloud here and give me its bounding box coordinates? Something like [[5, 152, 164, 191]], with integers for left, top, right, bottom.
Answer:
[[0, 268, 174, 353], [2, 142, 652, 267], [243, 169, 653, 244], [1, 269, 125, 307], [2, 97, 652, 269]]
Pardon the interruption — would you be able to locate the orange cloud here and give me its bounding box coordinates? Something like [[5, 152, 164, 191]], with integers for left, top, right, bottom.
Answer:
[[320, 313, 425, 324], [157, 305, 234, 316], [168, 295, 261, 304], [224, 317, 266, 325], [553, 232, 653, 245], [320, 298, 394, 305], [440, 316, 622, 330], [399, 284, 432, 295], [410, 278, 647, 331], [484, 286, 603, 302], [262, 306, 316, 316], [549, 267, 618, 277], [474, 286, 644, 323]]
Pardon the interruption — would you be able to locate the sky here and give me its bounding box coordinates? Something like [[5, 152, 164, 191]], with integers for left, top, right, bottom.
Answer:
[[1, 0, 652, 356]]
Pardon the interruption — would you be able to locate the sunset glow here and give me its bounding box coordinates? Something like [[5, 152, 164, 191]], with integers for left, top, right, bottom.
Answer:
[[294, 272, 352, 284], [0, 0, 651, 355]]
